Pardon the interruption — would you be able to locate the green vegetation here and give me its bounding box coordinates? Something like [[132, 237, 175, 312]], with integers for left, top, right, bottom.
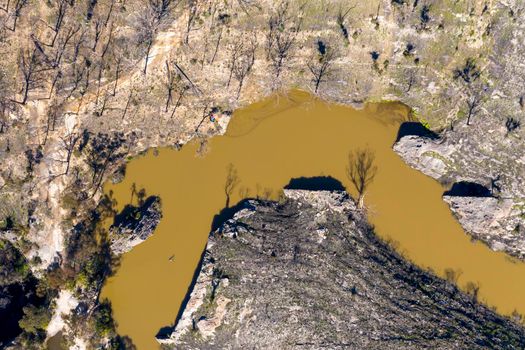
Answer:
[[0, 239, 30, 285], [94, 300, 116, 337], [18, 304, 52, 335]]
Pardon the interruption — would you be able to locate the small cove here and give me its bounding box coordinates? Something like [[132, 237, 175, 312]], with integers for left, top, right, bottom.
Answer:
[[101, 90, 525, 349]]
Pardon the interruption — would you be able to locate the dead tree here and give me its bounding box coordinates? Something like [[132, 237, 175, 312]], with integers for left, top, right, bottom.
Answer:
[[58, 129, 80, 175], [226, 40, 243, 88], [53, 24, 80, 68], [465, 88, 482, 125], [307, 40, 336, 93], [232, 36, 257, 98], [122, 89, 133, 120], [9, 0, 27, 31], [150, 0, 174, 20], [92, 18, 103, 51], [210, 13, 230, 64], [224, 163, 240, 208], [18, 48, 42, 104], [47, 0, 68, 47], [266, 1, 303, 80], [404, 68, 416, 93], [164, 59, 179, 112], [184, 0, 198, 45], [104, 0, 116, 27], [346, 147, 377, 209], [100, 22, 114, 58], [112, 56, 122, 96], [0, 0, 10, 12], [336, 4, 356, 41], [43, 100, 63, 144], [138, 6, 159, 75], [169, 83, 189, 119]]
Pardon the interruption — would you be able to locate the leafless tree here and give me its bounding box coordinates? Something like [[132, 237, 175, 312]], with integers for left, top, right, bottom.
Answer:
[[169, 83, 189, 119], [122, 89, 133, 120], [184, 0, 198, 45], [92, 18, 103, 51], [17, 48, 43, 104], [404, 68, 417, 93], [43, 100, 63, 144], [336, 4, 356, 41], [58, 129, 80, 175], [100, 22, 114, 59], [164, 59, 178, 112], [112, 56, 122, 96], [43, 0, 68, 47], [210, 13, 230, 64], [266, 1, 303, 80], [233, 36, 257, 99], [346, 147, 377, 208], [137, 5, 159, 75], [224, 163, 240, 207], [307, 41, 336, 93], [104, 0, 116, 27], [9, 0, 27, 31], [52, 24, 80, 68], [444, 268, 462, 284], [465, 88, 482, 125], [150, 0, 175, 20], [465, 281, 480, 302]]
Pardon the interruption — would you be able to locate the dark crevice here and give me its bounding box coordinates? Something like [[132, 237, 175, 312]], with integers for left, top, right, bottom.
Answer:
[[443, 181, 492, 197], [395, 122, 440, 142]]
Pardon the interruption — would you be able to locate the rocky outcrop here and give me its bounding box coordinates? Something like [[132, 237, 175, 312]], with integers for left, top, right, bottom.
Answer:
[[394, 133, 525, 260], [393, 135, 456, 181], [444, 196, 525, 259], [158, 190, 525, 349], [109, 196, 162, 255]]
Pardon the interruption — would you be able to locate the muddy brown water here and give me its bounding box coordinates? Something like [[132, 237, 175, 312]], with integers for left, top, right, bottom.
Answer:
[[101, 90, 525, 349]]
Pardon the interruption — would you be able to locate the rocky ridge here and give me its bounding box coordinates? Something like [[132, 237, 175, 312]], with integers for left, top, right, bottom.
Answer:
[[109, 196, 162, 255], [158, 190, 525, 349]]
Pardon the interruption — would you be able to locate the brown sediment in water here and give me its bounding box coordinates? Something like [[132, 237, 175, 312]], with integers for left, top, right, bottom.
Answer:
[[101, 90, 525, 349]]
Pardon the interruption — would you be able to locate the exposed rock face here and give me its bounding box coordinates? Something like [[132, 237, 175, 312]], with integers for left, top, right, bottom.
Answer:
[[393, 135, 456, 181], [443, 196, 525, 259], [394, 133, 525, 259], [158, 190, 525, 349], [109, 196, 162, 255]]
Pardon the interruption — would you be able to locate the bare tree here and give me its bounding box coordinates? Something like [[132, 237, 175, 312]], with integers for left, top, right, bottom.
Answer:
[[164, 59, 177, 112], [346, 147, 377, 208], [307, 40, 336, 93], [92, 18, 103, 51], [184, 0, 198, 45], [336, 4, 356, 41], [465, 88, 482, 125], [150, 0, 175, 20], [121, 89, 133, 120], [169, 83, 189, 119], [210, 13, 230, 64], [57, 129, 80, 175], [137, 5, 160, 75], [18, 48, 42, 104], [232, 36, 257, 99], [43, 0, 68, 47], [404, 68, 417, 93], [112, 56, 122, 96], [224, 163, 240, 207], [266, 1, 303, 80], [9, 0, 28, 31]]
